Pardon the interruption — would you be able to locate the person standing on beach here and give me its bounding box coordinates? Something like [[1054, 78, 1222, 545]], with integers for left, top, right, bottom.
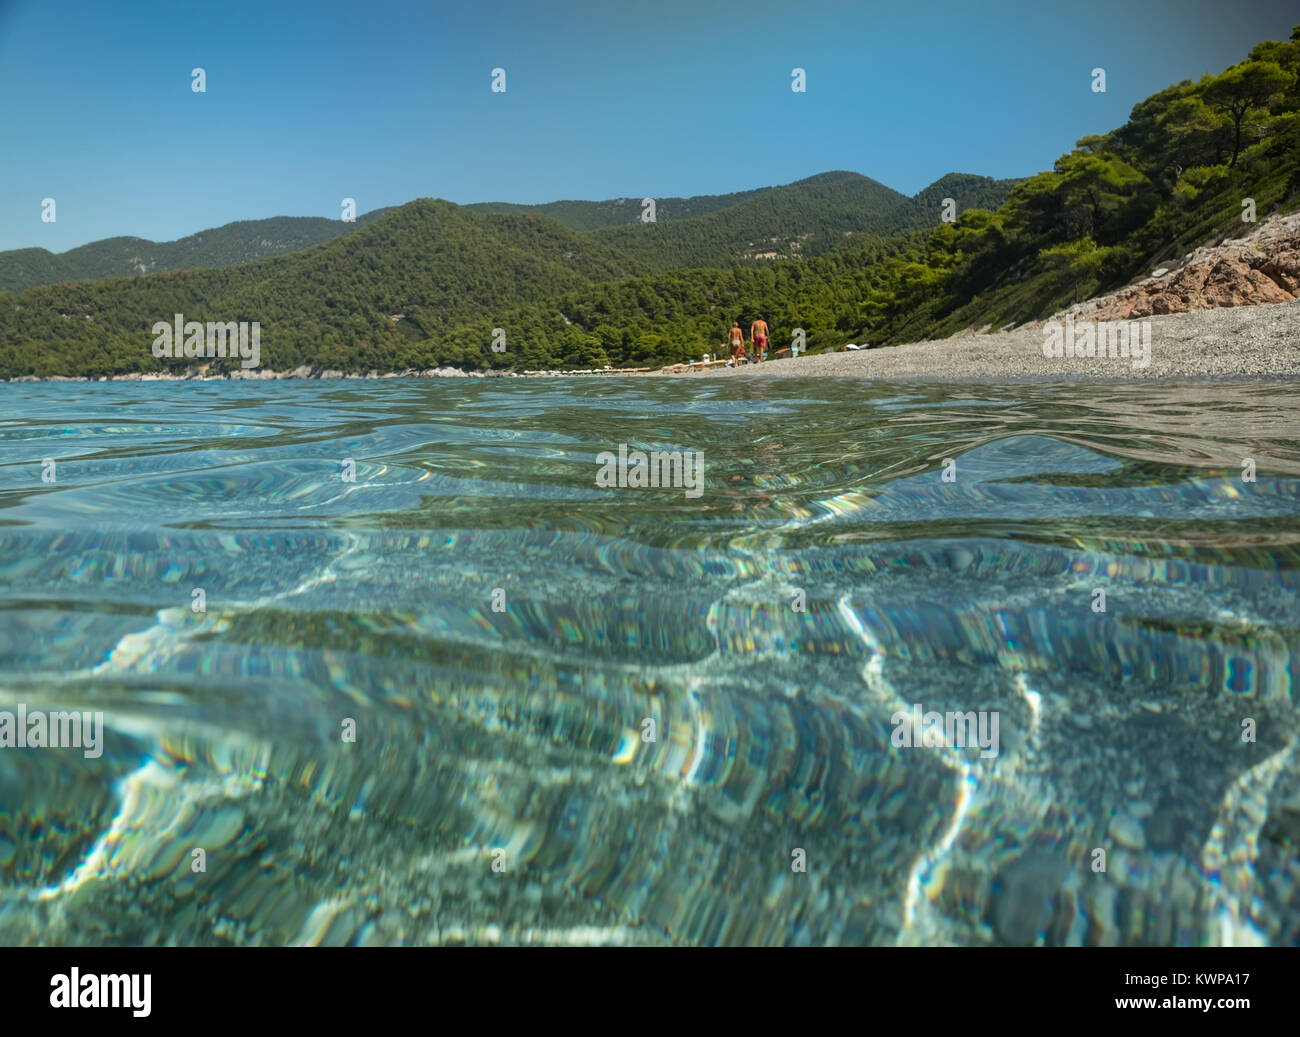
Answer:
[[750, 316, 770, 363], [728, 321, 746, 364]]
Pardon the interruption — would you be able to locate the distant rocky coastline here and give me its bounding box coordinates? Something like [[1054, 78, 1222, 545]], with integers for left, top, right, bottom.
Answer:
[[3, 365, 647, 382], [3, 366, 516, 383]]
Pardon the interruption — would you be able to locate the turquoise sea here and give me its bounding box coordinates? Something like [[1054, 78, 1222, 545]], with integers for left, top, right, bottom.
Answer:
[[0, 376, 1297, 945]]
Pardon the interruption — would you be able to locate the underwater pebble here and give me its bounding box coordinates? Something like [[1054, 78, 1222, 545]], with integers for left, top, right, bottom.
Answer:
[[143, 838, 190, 882], [194, 807, 245, 849], [990, 853, 1068, 946], [1109, 813, 1146, 851], [294, 900, 354, 947], [1145, 808, 1181, 852], [948, 548, 974, 571]]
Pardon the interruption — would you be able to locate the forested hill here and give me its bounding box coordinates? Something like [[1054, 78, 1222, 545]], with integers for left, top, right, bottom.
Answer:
[[1, 170, 1018, 294], [909, 173, 1029, 222], [0, 169, 1011, 377], [588, 172, 905, 268], [0, 210, 392, 296], [469, 172, 1021, 240], [0, 201, 645, 378], [465, 185, 769, 230], [587, 171, 1022, 270]]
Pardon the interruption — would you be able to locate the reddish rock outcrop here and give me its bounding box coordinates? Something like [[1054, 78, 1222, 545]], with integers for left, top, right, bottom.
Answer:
[[1079, 211, 1300, 321]]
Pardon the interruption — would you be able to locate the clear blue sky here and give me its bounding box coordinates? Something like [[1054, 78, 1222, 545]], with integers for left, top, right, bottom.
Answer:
[[0, 0, 1295, 251]]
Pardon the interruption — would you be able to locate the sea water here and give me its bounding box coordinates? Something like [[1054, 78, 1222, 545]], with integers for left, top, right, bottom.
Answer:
[[0, 376, 1296, 946]]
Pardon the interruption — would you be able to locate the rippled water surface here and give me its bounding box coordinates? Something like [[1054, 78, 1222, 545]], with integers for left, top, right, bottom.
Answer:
[[1, 377, 1298, 946]]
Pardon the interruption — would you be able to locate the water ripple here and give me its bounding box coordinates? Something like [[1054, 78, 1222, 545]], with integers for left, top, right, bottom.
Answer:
[[0, 377, 1297, 946]]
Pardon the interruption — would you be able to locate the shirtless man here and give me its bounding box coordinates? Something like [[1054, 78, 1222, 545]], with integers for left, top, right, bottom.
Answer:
[[727, 321, 745, 364], [750, 317, 770, 363]]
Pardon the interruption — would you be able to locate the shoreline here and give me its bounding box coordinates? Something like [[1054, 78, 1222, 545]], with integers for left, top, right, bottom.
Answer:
[[680, 298, 1300, 381], [4, 298, 1298, 385]]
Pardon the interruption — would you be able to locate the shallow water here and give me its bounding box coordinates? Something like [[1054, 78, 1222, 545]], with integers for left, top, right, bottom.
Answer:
[[0, 376, 1297, 946]]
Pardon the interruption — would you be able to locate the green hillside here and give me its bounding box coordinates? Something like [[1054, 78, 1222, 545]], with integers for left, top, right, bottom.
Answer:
[[452, 232, 932, 370], [0, 210, 392, 295], [588, 172, 907, 269], [470, 171, 1020, 251], [908, 173, 1029, 223], [585, 171, 1021, 270], [872, 28, 1300, 340], [0, 170, 1017, 299], [0, 201, 643, 377], [466, 186, 768, 230], [0, 170, 1021, 377], [0, 167, 1002, 294]]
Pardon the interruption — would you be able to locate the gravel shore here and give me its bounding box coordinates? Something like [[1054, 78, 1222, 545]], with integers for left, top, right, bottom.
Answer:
[[6, 299, 1297, 385], [679, 299, 1300, 381]]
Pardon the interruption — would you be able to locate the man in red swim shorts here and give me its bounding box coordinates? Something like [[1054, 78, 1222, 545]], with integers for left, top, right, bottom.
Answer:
[[750, 316, 770, 363]]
